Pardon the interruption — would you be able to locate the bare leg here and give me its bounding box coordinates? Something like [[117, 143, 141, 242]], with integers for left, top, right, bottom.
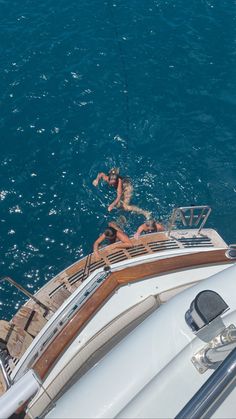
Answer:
[[123, 203, 151, 218], [121, 184, 150, 218]]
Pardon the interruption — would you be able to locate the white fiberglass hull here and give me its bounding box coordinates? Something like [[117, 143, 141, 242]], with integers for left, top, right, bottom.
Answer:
[[45, 264, 236, 419]]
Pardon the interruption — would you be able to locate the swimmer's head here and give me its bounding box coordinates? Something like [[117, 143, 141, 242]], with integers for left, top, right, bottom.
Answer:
[[104, 227, 115, 238], [145, 218, 156, 229], [108, 168, 119, 185], [109, 167, 119, 176]]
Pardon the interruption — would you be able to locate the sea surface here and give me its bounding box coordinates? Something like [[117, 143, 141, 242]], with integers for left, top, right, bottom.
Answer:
[[0, 0, 236, 319]]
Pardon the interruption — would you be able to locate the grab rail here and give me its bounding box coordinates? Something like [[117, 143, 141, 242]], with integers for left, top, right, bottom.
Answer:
[[168, 206, 212, 236], [0, 370, 41, 419], [176, 347, 236, 419], [0, 350, 11, 390]]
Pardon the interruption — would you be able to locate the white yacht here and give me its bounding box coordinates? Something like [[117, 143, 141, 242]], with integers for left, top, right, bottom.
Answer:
[[0, 205, 236, 418]]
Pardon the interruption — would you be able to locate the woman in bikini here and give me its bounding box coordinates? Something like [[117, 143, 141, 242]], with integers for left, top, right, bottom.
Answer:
[[134, 217, 165, 239], [92, 168, 150, 218], [93, 221, 132, 260]]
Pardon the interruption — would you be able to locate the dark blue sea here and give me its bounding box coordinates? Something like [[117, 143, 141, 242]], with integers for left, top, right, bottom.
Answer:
[[1, 0, 236, 319]]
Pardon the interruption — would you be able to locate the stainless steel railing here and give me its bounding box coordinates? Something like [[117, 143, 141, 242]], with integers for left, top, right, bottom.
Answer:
[[176, 347, 236, 419], [168, 205, 212, 236], [0, 350, 11, 390]]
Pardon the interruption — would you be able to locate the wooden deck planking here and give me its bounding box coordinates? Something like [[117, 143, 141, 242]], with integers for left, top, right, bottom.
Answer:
[[28, 231, 219, 313]]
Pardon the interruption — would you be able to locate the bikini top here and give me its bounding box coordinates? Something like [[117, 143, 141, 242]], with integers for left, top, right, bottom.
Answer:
[[145, 223, 157, 233], [104, 226, 117, 244]]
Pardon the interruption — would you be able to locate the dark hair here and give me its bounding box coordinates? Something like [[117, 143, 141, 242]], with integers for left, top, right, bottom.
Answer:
[[108, 168, 120, 187], [104, 227, 115, 238]]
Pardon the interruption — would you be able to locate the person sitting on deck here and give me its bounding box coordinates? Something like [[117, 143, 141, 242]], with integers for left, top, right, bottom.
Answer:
[[134, 217, 165, 240], [92, 167, 150, 218], [93, 221, 133, 260]]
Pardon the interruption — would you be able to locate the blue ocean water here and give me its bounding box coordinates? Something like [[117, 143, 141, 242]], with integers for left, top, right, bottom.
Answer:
[[0, 0, 236, 319]]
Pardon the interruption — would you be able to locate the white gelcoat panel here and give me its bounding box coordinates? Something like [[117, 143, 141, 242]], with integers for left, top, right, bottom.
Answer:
[[45, 264, 236, 419]]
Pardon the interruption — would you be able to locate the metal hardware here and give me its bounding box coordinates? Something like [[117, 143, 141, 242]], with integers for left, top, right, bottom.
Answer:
[[0, 276, 53, 315], [0, 350, 12, 389], [0, 369, 41, 419], [81, 253, 92, 282], [168, 205, 212, 236], [185, 290, 228, 332], [176, 347, 236, 419], [192, 324, 236, 373], [225, 244, 236, 260]]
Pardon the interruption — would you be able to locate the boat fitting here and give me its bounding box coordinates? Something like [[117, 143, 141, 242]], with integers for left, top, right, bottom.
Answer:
[[225, 244, 236, 260], [185, 290, 229, 332]]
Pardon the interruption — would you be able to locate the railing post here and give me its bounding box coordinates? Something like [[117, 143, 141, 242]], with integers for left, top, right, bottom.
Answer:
[[0, 277, 54, 315], [168, 208, 177, 236], [176, 347, 236, 419], [0, 350, 11, 390], [168, 205, 212, 235], [197, 207, 212, 234]]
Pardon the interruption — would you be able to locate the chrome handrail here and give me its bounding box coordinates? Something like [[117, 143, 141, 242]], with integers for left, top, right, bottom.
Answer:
[[0, 350, 11, 390], [176, 347, 236, 419], [0, 369, 41, 419], [168, 205, 212, 236]]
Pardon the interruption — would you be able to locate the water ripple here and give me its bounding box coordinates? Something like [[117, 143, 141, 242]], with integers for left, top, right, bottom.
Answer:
[[0, 0, 236, 318]]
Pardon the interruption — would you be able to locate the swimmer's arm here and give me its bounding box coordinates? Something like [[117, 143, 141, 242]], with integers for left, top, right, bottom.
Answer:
[[93, 233, 106, 258], [113, 231, 133, 249], [134, 224, 146, 239], [92, 172, 109, 186], [108, 178, 122, 211]]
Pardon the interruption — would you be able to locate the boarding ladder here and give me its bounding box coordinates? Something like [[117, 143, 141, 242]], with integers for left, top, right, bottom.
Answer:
[[168, 205, 212, 236]]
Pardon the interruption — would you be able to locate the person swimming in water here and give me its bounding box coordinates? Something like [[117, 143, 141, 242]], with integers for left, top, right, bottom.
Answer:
[[134, 217, 165, 239], [92, 168, 150, 218], [93, 221, 132, 260]]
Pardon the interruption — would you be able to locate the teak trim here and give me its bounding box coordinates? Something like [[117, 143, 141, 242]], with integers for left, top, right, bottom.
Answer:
[[33, 249, 230, 379]]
